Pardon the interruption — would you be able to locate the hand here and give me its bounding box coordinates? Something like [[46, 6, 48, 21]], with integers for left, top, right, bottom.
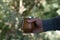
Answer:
[[27, 18, 44, 33]]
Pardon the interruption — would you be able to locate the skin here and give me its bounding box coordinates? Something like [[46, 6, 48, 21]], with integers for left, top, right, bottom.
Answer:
[[27, 18, 44, 33]]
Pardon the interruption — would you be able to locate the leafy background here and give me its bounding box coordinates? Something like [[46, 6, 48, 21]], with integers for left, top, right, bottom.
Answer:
[[0, 0, 60, 40]]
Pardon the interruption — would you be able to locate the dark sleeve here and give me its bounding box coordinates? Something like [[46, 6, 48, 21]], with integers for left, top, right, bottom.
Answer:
[[42, 16, 60, 31]]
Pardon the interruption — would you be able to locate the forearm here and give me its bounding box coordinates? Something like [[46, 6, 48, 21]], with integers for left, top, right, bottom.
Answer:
[[42, 20, 55, 31], [42, 16, 60, 32]]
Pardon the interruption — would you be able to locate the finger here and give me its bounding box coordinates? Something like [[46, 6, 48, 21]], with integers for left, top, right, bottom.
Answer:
[[27, 18, 36, 23], [35, 18, 43, 27]]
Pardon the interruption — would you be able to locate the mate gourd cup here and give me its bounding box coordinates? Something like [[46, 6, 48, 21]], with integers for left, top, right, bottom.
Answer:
[[22, 16, 35, 33]]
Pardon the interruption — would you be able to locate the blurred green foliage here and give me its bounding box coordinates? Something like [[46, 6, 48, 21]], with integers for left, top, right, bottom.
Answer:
[[0, 0, 60, 40]]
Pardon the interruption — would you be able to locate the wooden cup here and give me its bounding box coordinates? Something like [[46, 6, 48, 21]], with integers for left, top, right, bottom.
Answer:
[[22, 17, 35, 33]]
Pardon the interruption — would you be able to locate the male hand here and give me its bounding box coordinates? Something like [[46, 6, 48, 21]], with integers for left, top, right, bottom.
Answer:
[[27, 18, 44, 33]]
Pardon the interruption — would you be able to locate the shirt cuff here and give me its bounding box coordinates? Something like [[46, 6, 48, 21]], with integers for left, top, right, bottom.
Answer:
[[42, 20, 54, 32]]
